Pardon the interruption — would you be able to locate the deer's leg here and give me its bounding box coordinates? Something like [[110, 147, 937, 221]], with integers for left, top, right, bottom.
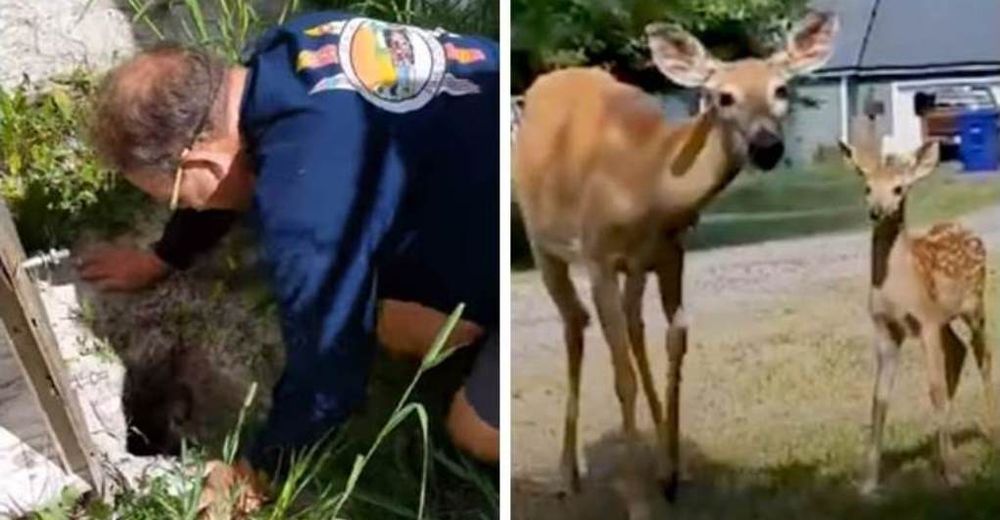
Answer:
[[536, 249, 589, 493], [923, 325, 961, 486], [590, 263, 653, 519], [624, 272, 664, 427], [861, 319, 902, 495], [656, 242, 686, 502], [964, 311, 998, 440], [588, 262, 641, 450]]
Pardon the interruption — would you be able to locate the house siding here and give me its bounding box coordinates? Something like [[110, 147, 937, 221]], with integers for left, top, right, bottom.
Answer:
[[786, 81, 843, 165]]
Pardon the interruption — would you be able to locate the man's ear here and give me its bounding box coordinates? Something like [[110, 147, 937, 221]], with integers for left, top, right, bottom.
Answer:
[[646, 22, 719, 88], [907, 141, 940, 183], [770, 10, 838, 77], [182, 149, 233, 180]]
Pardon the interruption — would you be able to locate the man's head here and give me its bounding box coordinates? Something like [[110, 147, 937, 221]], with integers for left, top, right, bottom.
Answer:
[[90, 44, 252, 210]]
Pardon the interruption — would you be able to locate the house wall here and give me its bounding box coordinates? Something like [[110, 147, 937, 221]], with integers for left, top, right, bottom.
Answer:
[[785, 80, 843, 165], [854, 80, 895, 148], [0, 0, 289, 89]]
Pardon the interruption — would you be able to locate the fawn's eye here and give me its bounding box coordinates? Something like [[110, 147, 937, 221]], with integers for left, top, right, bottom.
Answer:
[[864, 186, 871, 195], [893, 185, 903, 195], [718, 92, 735, 107], [774, 85, 789, 100]]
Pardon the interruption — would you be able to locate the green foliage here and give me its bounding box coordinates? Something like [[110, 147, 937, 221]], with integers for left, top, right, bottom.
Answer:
[[308, 0, 499, 38], [125, 0, 498, 65], [0, 73, 145, 253], [126, 0, 302, 63], [512, 0, 807, 90]]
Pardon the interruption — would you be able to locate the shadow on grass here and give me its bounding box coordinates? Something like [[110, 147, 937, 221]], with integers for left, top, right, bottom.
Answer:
[[514, 429, 1000, 520]]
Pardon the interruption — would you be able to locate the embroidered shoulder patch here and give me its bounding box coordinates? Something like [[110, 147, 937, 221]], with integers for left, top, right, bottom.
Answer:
[[304, 20, 345, 37], [306, 17, 482, 113], [297, 44, 339, 71], [444, 43, 486, 64]]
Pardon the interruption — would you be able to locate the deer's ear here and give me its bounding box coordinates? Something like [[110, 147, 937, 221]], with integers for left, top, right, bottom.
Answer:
[[771, 10, 838, 76], [907, 141, 940, 182], [646, 23, 719, 88]]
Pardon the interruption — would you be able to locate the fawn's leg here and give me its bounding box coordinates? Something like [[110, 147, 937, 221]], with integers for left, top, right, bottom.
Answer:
[[965, 310, 999, 440], [656, 241, 685, 502], [861, 319, 903, 495], [536, 249, 589, 493], [923, 325, 961, 486]]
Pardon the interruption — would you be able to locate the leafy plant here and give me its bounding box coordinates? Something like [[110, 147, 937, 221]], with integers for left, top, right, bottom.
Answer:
[[125, 0, 301, 62], [0, 73, 146, 253], [122, 0, 498, 66], [309, 0, 499, 38], [512, 0, 807, 90]]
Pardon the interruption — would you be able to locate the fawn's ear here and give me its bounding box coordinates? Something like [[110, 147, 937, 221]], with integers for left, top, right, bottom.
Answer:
[[838, 140, 863, 174], [770, 10, 838, 77], [907, 141, 940, 183], [646, 23, 719, 88]]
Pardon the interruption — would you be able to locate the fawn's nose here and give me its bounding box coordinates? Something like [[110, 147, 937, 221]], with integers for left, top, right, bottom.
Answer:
[[748, 130, 784, 170]]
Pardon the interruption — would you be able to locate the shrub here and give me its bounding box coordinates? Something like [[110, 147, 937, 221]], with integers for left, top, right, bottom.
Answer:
[[0, 72, 146, 253]]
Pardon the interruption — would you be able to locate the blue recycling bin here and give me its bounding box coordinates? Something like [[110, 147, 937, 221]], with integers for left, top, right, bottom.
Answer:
[[957, 109, 999, 172]]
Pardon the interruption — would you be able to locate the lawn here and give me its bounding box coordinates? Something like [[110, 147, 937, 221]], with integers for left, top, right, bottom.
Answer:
[[690, 160, 1000, 250]]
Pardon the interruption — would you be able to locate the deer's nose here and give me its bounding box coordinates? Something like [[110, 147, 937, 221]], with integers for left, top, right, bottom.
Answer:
[[748, 130, 784, 170]]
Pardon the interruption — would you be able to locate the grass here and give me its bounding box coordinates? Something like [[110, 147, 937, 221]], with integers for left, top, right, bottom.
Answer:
[[27, 306, 498, 520], [689, 160, 1000, 250], [513, 254, 1000, 520], [511, 160, 1000, 268]]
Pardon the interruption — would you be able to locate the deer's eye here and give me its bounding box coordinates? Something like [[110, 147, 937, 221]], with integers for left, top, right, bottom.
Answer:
[[774, 85, 789, 100], [864, 186, 871, 195], [893, 185, 903, 195], [718, 92, 735, 107]]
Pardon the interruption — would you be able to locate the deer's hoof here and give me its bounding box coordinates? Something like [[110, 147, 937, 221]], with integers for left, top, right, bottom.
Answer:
[[660, 471, 679, 503], [556, 465, 581, 499]]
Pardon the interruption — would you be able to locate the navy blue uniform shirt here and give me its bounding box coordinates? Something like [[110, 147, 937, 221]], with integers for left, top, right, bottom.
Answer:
[[238, 12, 498, 465]]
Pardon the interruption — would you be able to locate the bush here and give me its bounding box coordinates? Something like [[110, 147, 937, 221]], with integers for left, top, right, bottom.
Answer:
[[308, 0, 499, 38], [0, 72, 146, 253]]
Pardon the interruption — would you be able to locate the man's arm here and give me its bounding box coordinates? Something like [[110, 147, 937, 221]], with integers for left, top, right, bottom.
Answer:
[[76, 209, 236, 291], [153, 209, 238, 270]]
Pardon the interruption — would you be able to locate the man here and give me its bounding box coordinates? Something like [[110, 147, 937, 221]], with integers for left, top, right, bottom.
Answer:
[[87, 11, 499, 471]]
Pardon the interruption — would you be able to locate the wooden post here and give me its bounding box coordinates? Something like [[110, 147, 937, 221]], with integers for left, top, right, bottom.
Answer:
[[0, 201, 103, 491]]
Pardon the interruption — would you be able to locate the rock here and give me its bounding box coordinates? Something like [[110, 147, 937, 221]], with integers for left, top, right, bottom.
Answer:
[[0, 0, 136, 88]]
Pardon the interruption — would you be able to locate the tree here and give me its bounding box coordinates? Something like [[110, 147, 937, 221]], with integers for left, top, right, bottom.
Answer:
[[512, 0, 807, 92]]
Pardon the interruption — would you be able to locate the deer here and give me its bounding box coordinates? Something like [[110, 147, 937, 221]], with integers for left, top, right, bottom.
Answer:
[[513, 10, 838, 511], [837, 139, 997, 494]]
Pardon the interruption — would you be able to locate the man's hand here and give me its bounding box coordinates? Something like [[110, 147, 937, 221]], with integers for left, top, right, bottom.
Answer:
[[198, 459, 269, 519], [75, 245, 170, 292]]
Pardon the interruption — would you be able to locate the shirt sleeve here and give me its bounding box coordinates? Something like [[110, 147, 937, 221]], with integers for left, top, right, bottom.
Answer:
[[152, 209, 238, 270]]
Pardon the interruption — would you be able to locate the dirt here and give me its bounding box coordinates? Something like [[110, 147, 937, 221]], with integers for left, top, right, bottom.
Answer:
[[512, 204, 1000, 519]]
